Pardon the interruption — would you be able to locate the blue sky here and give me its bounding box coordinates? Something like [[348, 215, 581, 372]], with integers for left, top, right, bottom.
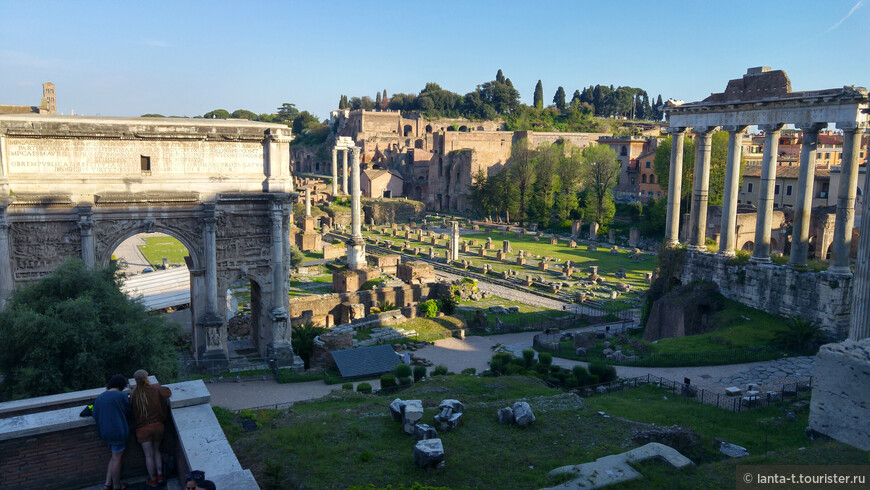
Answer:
[[1, 1, 868, 120]]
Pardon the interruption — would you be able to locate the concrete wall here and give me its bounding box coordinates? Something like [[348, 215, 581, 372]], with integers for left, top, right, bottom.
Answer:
[[680, 252, 852, 337]]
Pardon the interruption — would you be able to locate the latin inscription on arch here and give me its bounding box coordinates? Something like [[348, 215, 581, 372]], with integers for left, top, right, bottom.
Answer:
[[6, 138, 265, 176]]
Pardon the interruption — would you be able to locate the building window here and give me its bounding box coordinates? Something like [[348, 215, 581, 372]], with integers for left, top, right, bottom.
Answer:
[[140, 155, 151, 174], [774, 184, 780, 195], [642, 174, 647, 183], [747, 200, 752, 205], [786, 185, 793, 196], [738, 199, 742, 204], [747, 182, 753, 193], [645, 161, 651, 168], [621, 146, 627, 156]]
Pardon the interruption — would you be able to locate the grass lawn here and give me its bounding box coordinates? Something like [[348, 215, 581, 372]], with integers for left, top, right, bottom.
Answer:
[[548, 299, 799, 366], [585, 385, 869, 488], [288, 274, 334, 298], [356, 316, 461, 343], [137, 235, 189, 267], [455, 295, 583, 332], [217, 376, 867, 490], [363, 227, 654, 307]]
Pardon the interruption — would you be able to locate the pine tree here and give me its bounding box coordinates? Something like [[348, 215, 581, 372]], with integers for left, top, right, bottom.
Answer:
[[380, 89, 389, 110], [496, 69, 505, 84], [642, 93, 651, 121], [554, 86, 566, 111], [571, 89, 581, 108], [375, 91, 382, 110], [533, 80, 544, 110]]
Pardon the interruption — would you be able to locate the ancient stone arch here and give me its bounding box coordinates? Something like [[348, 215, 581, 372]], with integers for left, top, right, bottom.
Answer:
[[0, 115, 299, 367]]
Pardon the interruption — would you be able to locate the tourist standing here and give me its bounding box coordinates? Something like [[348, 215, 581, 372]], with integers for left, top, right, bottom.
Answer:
[[93, 374, 132, 490], [130, 369, 172, 487]]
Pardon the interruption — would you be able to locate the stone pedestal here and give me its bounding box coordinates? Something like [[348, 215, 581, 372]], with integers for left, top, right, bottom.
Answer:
[[629, 227, 639, 248], [496, 251, 506, 261], [572, 220, 583, 239], [569, 240, 577, 248], [809, 339, 870, 450], [539, 262, 549, 271], [590, 222, 599, 240], [516, 256, 526, 266], [549, 237, 558, 245], [608, 229, 615, 244]]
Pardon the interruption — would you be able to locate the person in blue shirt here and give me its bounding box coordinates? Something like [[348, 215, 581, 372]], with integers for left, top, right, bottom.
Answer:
[[93, 374, 132, 490]]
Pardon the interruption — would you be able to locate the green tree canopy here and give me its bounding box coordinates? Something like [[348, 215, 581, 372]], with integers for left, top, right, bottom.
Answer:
[[533, 80, 544, 110], [553, 86, 566, 111], [581, 144, 620, 225], [276, 103, 299, 122], [230, 109, 258, 120], [0, 260, 179, 400]]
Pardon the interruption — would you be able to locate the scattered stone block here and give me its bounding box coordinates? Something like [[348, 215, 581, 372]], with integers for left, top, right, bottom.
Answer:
[[389, 398, 404, 421], [724, 387, 743, 397], [719, 441, 749, 458], [414, 438, 445, 469], [414, 423, 438, 441], [402, 399, 424, 434], [439, 399, 465, 413], [497, 407, 515, 425], [512, 401, 536, 427]]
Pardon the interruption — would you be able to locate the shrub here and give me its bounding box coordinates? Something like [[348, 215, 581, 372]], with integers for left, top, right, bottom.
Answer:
[[356, 382, 372, 393], [440, 290, 458, 314], [461, 367, 476, 375], [522, 349, 536, 368], [432, 365, 448, 376], [359, 450, 372, 463], [291, 321, 327, 369], [586, 374, 599, 385], [549, 365, 561, 374], [394, 364, 412, 378], [377, 300, 396, 312], [572, 365, 589, 380], [590, 362, 618, 383], [413, 365, 427, 382], [774, 316, 826, 352], [380, 374, 397, 388], [538, 352, 553, 367], [420, 299, 440, 318], [398, 376, 412, 385], [342, 382, 353, 390]]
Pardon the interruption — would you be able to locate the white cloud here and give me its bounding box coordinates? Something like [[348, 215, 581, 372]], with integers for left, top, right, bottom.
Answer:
[[828, 0, 864, 31]]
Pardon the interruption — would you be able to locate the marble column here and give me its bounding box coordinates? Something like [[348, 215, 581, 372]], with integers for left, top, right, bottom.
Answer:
[[346, 147, 366, 269], [78, 209, 95, 268], [200, 204, 225, 359], [268, 200, 291, 356], [850, 149, 870, 340], [829, 124, 864, 275], [0, 206, 12, 308], [331, 148, 338, 195], [719, 126, 747, 256], [342, 149, 349, 195], [751, 125, 784, 263], [449, 221, 460, 261], [789, 123, 825, 267], [304, 187, 312, 217], [665, 128, 686, 247], [689, 127, 717, 251]]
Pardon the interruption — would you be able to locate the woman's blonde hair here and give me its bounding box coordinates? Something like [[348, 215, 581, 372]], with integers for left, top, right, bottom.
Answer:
[[131, 369, 152, 420]]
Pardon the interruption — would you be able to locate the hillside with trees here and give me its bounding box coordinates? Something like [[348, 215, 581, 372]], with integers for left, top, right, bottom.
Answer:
[[338, 70, 667, 134]]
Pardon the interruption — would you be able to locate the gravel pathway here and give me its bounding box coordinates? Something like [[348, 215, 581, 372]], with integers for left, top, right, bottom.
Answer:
[[436, 271, 568, 310]]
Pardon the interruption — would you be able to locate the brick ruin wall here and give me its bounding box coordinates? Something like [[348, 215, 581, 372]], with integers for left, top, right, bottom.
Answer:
[[288, 282, 448, 326]]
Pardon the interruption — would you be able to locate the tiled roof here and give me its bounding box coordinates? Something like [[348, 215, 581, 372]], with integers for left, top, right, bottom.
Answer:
[[743, 165, 830, 179], [331, 344, 400, 379]]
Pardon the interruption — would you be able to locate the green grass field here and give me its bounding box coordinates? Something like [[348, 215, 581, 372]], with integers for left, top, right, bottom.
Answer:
[[363, 227, 655, 306], [216, 375, 867, 489], [137, 235, 189, 268], [288, 274, 334, 298]]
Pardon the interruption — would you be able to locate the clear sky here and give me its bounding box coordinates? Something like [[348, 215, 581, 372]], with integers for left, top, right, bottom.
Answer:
[[1, 0, 868, 120]]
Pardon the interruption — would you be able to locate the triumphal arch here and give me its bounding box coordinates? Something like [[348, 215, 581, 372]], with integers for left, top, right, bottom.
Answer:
[[0, 114, 298, 364]]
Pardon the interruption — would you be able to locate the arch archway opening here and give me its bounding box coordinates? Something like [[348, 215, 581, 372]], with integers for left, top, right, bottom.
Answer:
[[110, 231, 192, 340], [225, 277, 264, 351]]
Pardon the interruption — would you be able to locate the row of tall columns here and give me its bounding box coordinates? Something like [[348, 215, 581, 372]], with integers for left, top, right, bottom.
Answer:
[[718, 126, 748, 255], [830, 125, 863, 274], [789, 123, 825, 267], [664, 128, 685, 246], [688, 127, 716, 251], [330, 147, 350, 196], [670, 123, 864, 271], [751, 125, 784, 263], [346, 147, 366, 269], [850, 155, 870, 340]]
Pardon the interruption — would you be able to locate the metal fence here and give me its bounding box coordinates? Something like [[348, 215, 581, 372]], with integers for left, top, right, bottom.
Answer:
[[568, 374, 813, 413]]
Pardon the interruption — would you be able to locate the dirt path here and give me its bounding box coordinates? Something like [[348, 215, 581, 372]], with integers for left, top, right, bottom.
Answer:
[[436, 271, 568, 310]]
